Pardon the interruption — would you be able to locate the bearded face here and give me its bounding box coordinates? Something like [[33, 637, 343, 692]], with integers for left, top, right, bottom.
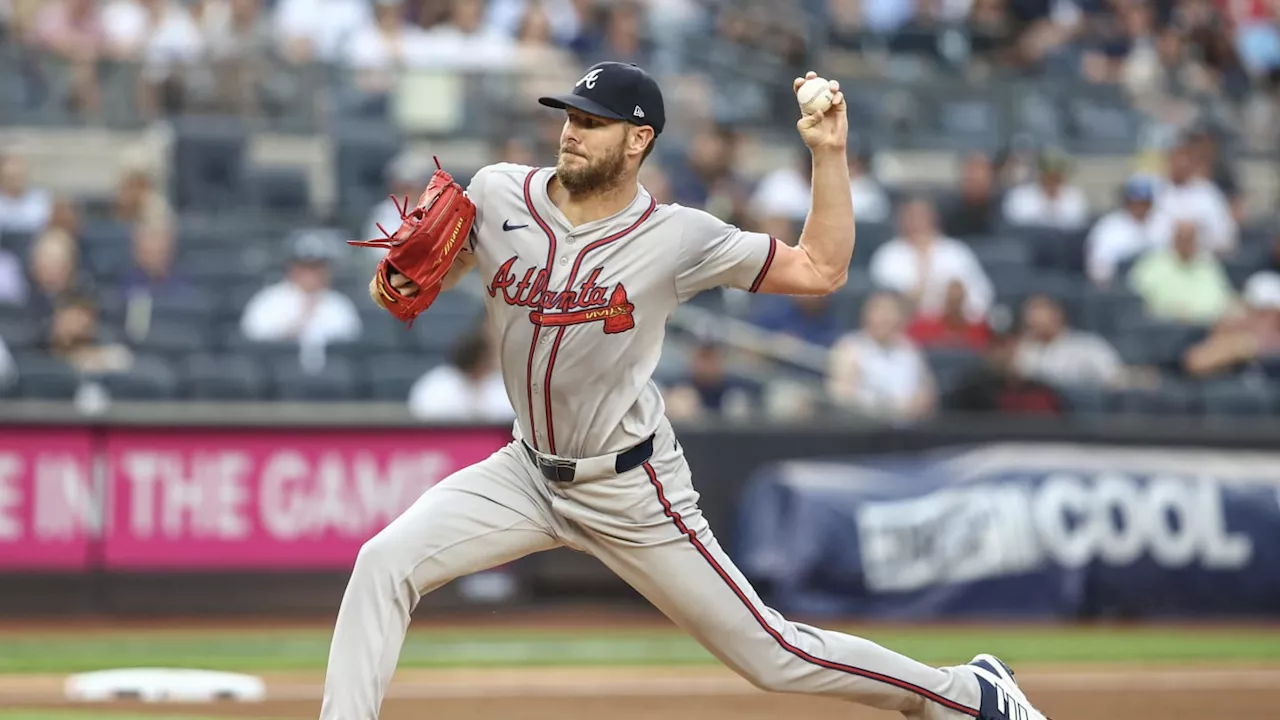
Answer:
[[555, 110, 637, 195], [556, 133, 628, 195]]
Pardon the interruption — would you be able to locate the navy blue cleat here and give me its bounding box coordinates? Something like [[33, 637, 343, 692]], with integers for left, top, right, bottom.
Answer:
[[968, 654, 1052, 720]]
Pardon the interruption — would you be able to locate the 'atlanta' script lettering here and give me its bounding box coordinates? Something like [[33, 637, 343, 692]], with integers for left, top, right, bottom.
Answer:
[[487, 257, 610, 311]]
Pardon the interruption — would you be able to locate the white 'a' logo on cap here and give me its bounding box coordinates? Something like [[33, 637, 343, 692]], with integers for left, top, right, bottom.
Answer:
[[634, 106, 645, 118], [576, 69, 603, 90]]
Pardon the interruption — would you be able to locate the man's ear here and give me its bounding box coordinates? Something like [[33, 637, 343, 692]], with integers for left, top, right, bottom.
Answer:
[[631, 126, 655, 157]]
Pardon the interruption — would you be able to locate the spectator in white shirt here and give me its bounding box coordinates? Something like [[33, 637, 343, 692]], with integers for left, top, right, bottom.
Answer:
[[1013, 294, 1133, 388], [1152, 140, 1238, 255], [408, 329, 514, 422], [240, 231, 362, 345], [344, 0, 429, 94], [749, 145, 890, 225], [869, 197, 995, 322], [1001, 149, 1091, 231], [418, 0, 515, 70], [273, 0, 372, 64], [484, 0, 584, 46], [101, 0, 204, 116], [827, 291, 937, 423], [0, 154, 53, 235], [1085, 174, 1168, 286]]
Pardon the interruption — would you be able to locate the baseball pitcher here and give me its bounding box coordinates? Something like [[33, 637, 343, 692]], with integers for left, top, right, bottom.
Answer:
[[321, 62, 1051, 720]]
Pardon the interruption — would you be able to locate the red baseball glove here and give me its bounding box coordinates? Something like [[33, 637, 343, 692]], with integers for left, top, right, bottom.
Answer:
[[349, 157, 476, 325]]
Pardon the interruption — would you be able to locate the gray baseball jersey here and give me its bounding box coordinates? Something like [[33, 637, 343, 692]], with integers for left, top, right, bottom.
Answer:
[[466, 162, 777, 458], [317, 163, 987, 720]]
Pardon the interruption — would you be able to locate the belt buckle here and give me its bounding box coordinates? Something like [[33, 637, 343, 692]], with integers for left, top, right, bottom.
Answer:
[[539, 453, 576, 483]]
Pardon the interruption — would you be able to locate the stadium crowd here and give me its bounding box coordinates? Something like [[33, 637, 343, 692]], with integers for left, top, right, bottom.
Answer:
[[1, 0, 1278, 424]]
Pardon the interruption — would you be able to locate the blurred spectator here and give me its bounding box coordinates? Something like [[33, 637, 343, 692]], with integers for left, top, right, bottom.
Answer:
[[869, 197, 995, 322], [1152, 140, 1238, 254], [1001, 149, 1090, 231], [273, 0, 372, 65], [0, 332, 14, 391], [749, 294, 842, 348], [0, 154, 53, 235], [113, 167, 172, 228], [509, 2, 581, 102], [101, 0, 205, 118], [121, 217, 200, 341], [579, 0, 651, 68], [663, 341, 757, 420], [344, 0, 429, 95], [1085, 174, 1166, 286], [1184, 124, 1244, 221], [827, 291, 937, 422], [29, 0, 104, 116], [1182, 270, 1280, 378], [485, 0, 586, 46], [1128, 219, 1236, 324], [418, 0, 516, 70], [240, 232, 362, 345], [407, 329, 514, 421], [945, 329, 1066, 416], [669, 124, 751, 222], [639, 162, 673, 205], [47, 295, 134, 375], [198, 0, 278, 115], [0, 248, 27, 305], [906, 279, 993, 351], [1006, 0, 1087, 72], [749, 145, 891, 227], [939, 151, 1000, 239], [47, 197, 81, 238], [1225, 0, 1280, 86], [1012, 294, 1138, 388], [27, 227, 85, 314]]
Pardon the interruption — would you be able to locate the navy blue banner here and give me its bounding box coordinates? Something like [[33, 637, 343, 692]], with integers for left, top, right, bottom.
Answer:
[[733, 443, 1280, 620]]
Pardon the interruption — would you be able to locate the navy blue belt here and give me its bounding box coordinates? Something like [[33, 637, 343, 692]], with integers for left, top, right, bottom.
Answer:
[[523, 434, 655, 483]]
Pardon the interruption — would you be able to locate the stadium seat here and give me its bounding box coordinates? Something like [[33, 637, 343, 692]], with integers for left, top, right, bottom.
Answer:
[[1115, 316, 1204, 369], [1056, 384, 1109, 415], [246, 166, 311, 215], [1059, 84, 1142, 154], [99, 355, 180, 400], [924, 347, 986, 395], [900, 85, 1004, 152], [1113, 380, 1196, 415], [1023, 226, 1089, 276], [333, 121, 403, 220], [1199, 377, 1276, 417], [14, 353, 81, 400], [178, 248, 267, 284], [271, 355, 359, 401], [180, 353, 269, 400], [366, 356, 436, 401], [171, 117, 249, 212], [849, 221, 895, 268], [0, 231, 34, 256], [1082, 287, 1145, 337], [133, 317, 215, 357], [0, 316, 39, 349]]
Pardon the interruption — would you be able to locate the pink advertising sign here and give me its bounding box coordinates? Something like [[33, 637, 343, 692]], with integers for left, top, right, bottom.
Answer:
[[102, 428, 511, 570], [0, 429, 97, 570]]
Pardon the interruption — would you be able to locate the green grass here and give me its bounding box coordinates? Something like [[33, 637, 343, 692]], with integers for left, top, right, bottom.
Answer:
[[0, 713, 261, 720], [1, 625, 1278, 674]]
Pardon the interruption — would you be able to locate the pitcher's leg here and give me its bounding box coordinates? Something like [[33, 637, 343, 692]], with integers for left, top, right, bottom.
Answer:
[[320, 444, 560, 720], [567, 458, 980, 720]]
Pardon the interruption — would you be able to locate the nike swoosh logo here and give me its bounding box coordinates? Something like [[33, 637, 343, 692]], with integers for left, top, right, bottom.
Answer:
[[503, 220, 529, 231]]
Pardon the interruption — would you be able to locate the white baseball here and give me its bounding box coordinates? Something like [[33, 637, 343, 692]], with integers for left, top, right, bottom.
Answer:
[[797, 77, 833, 116]]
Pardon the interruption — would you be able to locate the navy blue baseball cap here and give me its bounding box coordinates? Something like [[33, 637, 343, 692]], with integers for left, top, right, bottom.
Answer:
[[1122, 174, 1157, 203], [539, 62, 665, 136]]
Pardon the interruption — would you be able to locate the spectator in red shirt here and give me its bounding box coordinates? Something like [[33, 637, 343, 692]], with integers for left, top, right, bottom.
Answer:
[[906, 279, 993, 351]]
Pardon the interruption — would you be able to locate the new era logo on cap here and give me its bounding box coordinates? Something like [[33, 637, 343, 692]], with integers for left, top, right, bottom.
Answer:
[[538, 62, 666, 135]]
